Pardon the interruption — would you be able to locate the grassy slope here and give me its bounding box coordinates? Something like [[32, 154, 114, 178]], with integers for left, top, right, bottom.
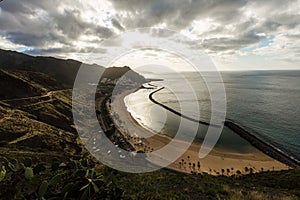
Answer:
[[0, 69, 80, 157], [0, 54, 298, 199]]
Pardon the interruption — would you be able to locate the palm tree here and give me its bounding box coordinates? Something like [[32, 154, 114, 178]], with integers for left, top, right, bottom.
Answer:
[[227, 168, 230, 175], [249, 168, 254, 174], [221, 169, 225, 175]]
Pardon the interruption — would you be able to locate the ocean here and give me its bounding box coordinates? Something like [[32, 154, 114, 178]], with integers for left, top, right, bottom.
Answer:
[[123, 70, 300, 161]]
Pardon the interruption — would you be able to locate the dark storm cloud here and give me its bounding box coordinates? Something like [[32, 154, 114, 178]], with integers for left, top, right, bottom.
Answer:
[[3, 31, 51, 46], [111, 18, 125, 31], [0, 0, 299, 57], [0, 0, 115, 50], [270, 13, 300, 28], [54, 9, 89, 39], [54, 9, 114, 40], [109, 0, 247, 29], [201, 30, 266, 52], [0, 0, 33, 13], [95, 26, 115, 38], [108, 0, 299, 54]]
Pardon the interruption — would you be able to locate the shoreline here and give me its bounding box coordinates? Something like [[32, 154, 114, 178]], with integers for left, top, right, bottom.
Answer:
[[148, 85, 300, 168], [149, 86, 213, 126], [109, 86, 291, 175], [224, 120, 300, 168]]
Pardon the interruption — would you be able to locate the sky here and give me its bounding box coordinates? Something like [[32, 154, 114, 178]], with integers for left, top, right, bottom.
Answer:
[[0, 0, 300, 71]]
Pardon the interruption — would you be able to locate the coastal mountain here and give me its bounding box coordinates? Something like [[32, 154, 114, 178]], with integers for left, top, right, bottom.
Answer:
[[0, 49, 102, 87], [0, 49, 299, 200], [101, 66, 146, 84], [0, 49, 145, 158], [0, 49, 146, 87]]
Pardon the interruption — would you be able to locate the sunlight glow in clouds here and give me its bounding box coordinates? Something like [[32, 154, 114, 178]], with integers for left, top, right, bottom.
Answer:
[[0, 0, 299, 70]]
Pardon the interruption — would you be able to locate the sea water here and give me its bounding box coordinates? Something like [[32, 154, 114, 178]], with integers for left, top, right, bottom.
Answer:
[[123, 70, 300, 160]]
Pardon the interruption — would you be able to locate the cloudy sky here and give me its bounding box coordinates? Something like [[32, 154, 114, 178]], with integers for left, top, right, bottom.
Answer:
[[0, 0, 300, 71]]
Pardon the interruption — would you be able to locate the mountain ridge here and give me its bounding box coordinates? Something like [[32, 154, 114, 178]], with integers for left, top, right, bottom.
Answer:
[[0, 49, 103, 87], [0, 48, 146, 157]]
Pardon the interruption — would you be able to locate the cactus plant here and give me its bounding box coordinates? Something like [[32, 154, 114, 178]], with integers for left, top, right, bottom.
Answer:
[[0, 166, 6, 182], [25, 167, 34, 180], [38, 180, 48, 199], [49, 174, 61, 186]]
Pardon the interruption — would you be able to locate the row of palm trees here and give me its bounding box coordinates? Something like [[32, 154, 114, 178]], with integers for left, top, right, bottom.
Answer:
[[210, 166, 269, 176], [178, 156, 274, 175], [178, 157, 201, 174]]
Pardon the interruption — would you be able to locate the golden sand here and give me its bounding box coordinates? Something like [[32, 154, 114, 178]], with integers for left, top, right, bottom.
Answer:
[[110, 89, 289, 175]]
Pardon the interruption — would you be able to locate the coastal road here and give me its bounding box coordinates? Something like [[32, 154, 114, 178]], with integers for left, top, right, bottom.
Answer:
[[1, 89, 72, 103]]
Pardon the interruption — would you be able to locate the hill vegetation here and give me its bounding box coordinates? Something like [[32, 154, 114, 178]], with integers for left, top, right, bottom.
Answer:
[[0, 49, 299, 199]]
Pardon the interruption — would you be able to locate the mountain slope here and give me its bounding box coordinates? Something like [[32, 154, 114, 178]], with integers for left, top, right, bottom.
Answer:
[[0, 50, 298, 200], [0, 50, 147, 158], [0, 49, 104, 87], [0, 69, 63, 100]]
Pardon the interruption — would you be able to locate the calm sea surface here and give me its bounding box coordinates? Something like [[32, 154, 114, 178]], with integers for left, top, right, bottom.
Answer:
[[123, 71, 300, 160]]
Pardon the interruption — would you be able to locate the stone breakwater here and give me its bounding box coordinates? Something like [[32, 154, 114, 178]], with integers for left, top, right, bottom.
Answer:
[[224, 120, 300, 168], [148, 86, 300, 169]]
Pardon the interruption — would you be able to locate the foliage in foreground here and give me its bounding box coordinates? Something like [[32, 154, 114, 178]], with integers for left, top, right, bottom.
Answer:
[[0, 155, 299, 200], [0, 155, 122, 200]]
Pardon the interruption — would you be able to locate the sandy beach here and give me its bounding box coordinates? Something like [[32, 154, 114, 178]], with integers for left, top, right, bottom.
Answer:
[[110, 89, 289, 175]]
